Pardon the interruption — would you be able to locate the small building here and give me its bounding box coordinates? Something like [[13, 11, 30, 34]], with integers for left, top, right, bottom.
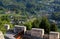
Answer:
[[31, 28, 44, 39], [49, 31, 59, 39], [14, 25, 26, 33]]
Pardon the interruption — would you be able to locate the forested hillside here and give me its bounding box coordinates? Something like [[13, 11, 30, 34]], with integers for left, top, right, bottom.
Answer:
[[0, 0, 60, 15], [0, 0, 60, 33]]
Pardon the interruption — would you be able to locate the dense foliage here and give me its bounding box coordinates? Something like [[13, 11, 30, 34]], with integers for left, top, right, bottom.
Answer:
[[0, 14, 58, 34], [39, 17, 50, 34], [0, 0, 59, 34], [24, 21, 32, 30], [50, 23, 58, 32], [24, 16, 58, 34], [0, 0, 60, 15], [32, 19, 40, 28], [0, 15, 13, 34]]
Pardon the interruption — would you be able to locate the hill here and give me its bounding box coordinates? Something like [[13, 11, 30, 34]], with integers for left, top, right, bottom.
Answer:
[[0, 0, 60, 15]]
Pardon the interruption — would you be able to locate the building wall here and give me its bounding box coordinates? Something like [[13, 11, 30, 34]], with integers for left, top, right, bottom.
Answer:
[[49, 32, 59, 39], [31, 28, 44, 38], [13, 26, 60, 39], [14, 25, 26, 33]]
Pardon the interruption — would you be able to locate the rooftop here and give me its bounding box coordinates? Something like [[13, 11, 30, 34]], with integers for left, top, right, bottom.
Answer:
[[32, 28, 44, 31], [15, 25, 26, 28], [50, 31, 59, 34]]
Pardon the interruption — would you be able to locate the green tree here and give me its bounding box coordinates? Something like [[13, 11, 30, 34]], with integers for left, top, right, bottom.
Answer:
[[50, 23, 58, 32], [39, 17, 50, 34], [0, 15, 12, 34], [0, 19, 6, 34], [1, 15, 10, 22], [32, 19, 40, 28], [24, 21, 32, 30]]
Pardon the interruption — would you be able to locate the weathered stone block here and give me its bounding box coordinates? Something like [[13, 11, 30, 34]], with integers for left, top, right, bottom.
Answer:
[[49, 32, 59, 39], [31, 28, 44, 38], [14, 25, 26, 33]]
